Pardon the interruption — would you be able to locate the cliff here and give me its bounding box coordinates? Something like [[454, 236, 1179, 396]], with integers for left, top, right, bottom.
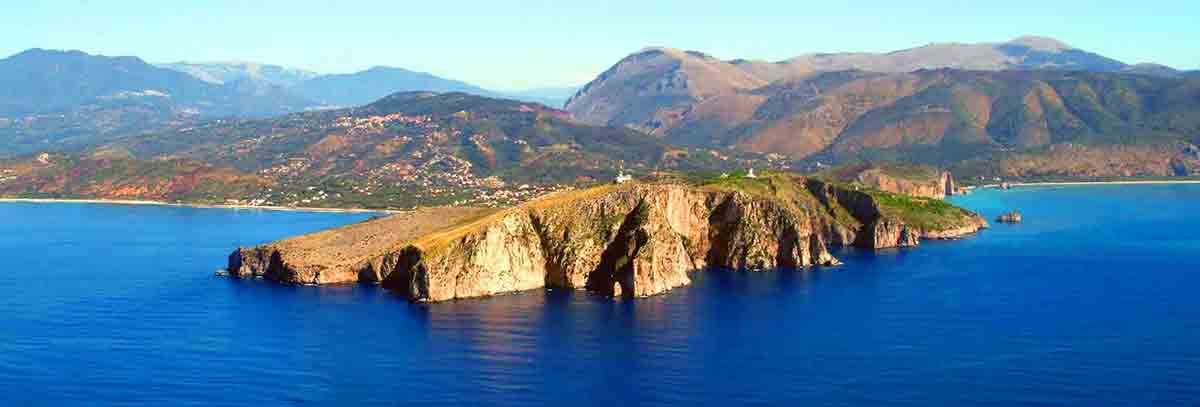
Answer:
[[228, 174, 987, 302], [818, 163, 960, 200]]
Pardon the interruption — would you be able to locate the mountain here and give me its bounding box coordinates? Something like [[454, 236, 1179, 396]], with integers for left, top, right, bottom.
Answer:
[[292, 66, 498, 107], [82, 92, 764, 208], [566, 47, 782, 136], [566, 36, 1164, 132], [162, 61, 578, 107], [500, 86, 579, 108], [156, 61, 319, 87], [0, 49, 312, 118], [566, 40, 1200, 180], [1121, 63, 1186, 78], [781, 36, 1128, 74], [0, 49, 319, 158]]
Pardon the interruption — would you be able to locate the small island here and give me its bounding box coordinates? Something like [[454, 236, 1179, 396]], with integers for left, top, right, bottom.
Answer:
[[996, 211, 1023, 223], [227, 173, 989, 302]]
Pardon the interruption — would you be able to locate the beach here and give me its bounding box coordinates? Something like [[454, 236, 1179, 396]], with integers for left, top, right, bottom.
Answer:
[[0, 197, 401, 214]]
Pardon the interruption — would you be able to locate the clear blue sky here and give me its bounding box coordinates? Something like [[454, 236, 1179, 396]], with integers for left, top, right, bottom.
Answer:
[[4, 0, 1197, 90]]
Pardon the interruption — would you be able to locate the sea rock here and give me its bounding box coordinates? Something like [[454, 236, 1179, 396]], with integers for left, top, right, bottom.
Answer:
[[996, 211, 1023, 223]]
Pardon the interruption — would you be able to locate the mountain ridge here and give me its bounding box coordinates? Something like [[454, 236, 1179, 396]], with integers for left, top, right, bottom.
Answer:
[[565, 39, 1200, 179]]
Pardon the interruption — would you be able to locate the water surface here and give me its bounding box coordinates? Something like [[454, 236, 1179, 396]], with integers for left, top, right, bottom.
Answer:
[[2, 186, 1199, 406]]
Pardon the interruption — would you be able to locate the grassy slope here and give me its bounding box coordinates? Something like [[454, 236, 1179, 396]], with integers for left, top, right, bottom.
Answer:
[[864, 190, 977, 230]]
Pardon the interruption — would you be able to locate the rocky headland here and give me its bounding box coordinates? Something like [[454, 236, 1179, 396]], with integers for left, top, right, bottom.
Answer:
[[228, 173, 988, 302], [818, 163, 965, 200]]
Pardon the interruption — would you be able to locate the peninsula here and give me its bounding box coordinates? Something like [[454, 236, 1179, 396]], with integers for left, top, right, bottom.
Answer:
[[227, 173, 987, 302]]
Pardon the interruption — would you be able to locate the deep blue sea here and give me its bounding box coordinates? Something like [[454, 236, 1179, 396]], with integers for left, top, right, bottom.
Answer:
[[2, 185, 1200, 406]]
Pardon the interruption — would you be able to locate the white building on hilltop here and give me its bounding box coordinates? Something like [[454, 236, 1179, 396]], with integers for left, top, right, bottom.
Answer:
[[746, 168, 757, 179], [615, 171, 633, 184]]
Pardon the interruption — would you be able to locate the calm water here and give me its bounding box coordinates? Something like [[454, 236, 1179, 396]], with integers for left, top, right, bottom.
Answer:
[[2, 185, 1199, 406]]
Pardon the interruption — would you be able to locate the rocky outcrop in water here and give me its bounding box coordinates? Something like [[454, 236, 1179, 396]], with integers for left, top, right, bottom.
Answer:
[[996, 211, 1023, 223], [228, 176, 987, 302]]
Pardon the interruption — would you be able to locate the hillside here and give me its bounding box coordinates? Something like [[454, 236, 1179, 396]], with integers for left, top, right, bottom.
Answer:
[[567, 44, 1200, 179], [0, 152, 268, 203], [48, 92, 772, 208]]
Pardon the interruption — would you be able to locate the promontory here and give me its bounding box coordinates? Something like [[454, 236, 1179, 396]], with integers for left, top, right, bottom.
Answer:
[[227, 173, 987, 302]]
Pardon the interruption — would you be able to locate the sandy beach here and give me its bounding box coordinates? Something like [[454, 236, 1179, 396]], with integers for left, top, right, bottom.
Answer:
[[0, 197, 401, 214]]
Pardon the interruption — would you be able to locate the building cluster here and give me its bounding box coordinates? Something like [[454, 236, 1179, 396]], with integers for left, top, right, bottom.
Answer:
[[453, 183, 570, 208], [0, 168, 15, 184], [259, 158, 313, 178], [334, 113, 434, 136]]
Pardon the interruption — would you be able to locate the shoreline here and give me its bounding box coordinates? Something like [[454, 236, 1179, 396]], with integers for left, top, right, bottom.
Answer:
[[979, 180, 1200, 188], [0, 197, 401, 214]]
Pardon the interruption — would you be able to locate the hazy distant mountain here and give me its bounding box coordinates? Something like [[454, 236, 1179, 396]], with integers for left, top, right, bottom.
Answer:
[[500, 86, 579, 108], [157, 61, 319, 87], [161, 61, 579, 108], [0, 49, 314, 118], [0, 49, 215, 117], [0, 49, 318, 158], [293, 66, 498, 107]]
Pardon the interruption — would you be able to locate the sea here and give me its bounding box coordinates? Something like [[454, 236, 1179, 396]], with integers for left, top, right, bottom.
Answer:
[[2, 184, 1199, 406]]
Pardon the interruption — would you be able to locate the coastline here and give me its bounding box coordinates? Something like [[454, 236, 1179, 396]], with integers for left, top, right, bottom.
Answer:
[[0, 197, 401, 214], [979, 180, 1200, 188]]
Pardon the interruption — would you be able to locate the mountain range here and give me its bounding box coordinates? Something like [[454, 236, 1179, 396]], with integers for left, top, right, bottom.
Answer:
[[157, 61, 575, 108], [0, 49, 577, 119], [0, 49, 578, 158], [0, 49, 311, 118], [565, 37, 1200, 179], [157, 61, 320, 87], [2, 35, 1199, 197]]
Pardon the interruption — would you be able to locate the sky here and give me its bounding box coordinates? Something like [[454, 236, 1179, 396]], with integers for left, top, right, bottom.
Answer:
[[4, 0, 1198, 91]]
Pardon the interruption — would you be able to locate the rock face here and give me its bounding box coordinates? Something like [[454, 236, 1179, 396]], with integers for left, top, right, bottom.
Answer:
[[228, 177, 987, 302], [227, 207, 497, 284], [854, 169, 956, 200], [820, 164, 960, 200]]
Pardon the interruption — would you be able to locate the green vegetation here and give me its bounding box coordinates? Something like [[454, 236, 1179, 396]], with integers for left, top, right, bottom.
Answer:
[[866, 190, 974, 230]]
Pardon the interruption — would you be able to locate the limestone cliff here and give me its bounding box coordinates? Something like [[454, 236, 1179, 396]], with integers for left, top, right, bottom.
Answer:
[[820, 163, 962, 200], [227, 174, 987, 302]]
